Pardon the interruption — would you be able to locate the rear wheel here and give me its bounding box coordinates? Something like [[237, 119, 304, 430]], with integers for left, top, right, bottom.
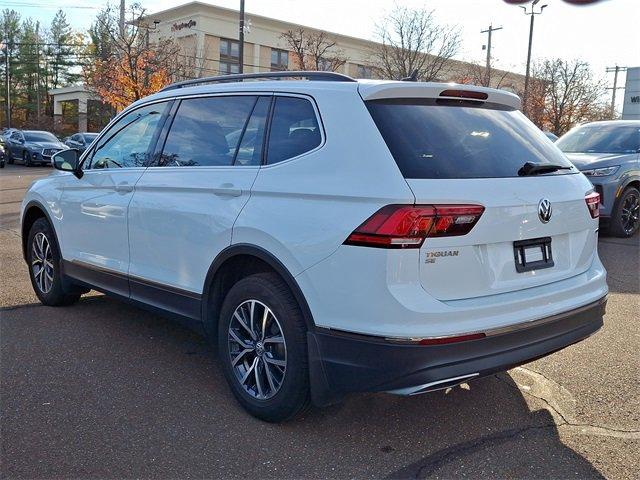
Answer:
[[27, 218, 81, 306], [610, 187, 639, 237], [218, 272, 310, 422]]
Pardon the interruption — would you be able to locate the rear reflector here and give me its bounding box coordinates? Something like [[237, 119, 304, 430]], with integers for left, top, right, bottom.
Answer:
[[585, 192, 600, 219], [344, 204, 485, 249], [418, 333, 486, 345], [439, 89, 489, 100]]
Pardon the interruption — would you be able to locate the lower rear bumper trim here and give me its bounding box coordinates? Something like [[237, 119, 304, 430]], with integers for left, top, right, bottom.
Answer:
[[308, 296, 606, 406]]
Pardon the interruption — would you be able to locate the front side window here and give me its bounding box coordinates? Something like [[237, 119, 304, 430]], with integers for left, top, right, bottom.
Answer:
[[159, 95, 260, 167], [86, 102, 168, 170], [220, 38, 240, 75], [266, 96, 321, 164], [271, 49, 288, 71], [556, 125, 640, 154]]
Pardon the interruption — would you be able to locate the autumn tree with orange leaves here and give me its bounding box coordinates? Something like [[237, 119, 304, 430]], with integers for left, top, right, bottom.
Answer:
[[84, 4, 184, 111]]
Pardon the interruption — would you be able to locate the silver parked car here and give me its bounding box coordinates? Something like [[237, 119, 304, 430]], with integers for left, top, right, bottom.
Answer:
[[557, 120, 640, 237]]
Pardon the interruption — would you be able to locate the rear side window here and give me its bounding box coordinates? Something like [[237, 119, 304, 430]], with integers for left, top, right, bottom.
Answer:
[[266, 96, 321, 164], [366, 99, 574, 179], [159, 96, 258, 167]]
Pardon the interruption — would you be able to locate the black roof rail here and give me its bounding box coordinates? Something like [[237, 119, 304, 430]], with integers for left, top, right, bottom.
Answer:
[[160, 71, 357, 92]]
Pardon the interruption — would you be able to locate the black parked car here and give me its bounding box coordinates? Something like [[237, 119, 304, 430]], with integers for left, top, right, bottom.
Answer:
[[5, 130, 68, 167], [64, 132, 99, 153]]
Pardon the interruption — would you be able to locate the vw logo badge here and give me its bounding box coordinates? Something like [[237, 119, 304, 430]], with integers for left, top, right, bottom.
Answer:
[[538, 198, 552, 223]]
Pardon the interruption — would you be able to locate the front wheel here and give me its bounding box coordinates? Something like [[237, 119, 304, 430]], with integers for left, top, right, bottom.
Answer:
[[23, 151, 31, 167], [27, 218, 81, 306], [610, 187, 640, 238], [218, 272, 310, 422]]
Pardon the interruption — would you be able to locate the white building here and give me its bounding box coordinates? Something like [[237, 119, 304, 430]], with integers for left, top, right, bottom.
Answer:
[[622, 67, 640, 120], [142, 1, 525, 91]]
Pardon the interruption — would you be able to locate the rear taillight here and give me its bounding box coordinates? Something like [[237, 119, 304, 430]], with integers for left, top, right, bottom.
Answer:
[[585, 192, 600, 219], [344, 204, 484, 249]]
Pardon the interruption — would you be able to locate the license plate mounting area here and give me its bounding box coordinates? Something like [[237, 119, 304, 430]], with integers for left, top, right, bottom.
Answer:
[[513, 237, 554, 273]]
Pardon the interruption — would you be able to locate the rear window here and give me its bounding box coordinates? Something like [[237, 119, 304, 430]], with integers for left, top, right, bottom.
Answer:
[[366, 99, 574, 179], [556, 125, 640, 154]]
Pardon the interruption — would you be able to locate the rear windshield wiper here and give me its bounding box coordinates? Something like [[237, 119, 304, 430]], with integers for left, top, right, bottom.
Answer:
[[518, 161, 573, 176]]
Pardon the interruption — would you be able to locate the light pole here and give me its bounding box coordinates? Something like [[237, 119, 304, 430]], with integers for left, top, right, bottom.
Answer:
[[481, 24, 502, 87], [521, 0, 547, 114], [238, 0, 245, 74], [1, 39, 9, 128]]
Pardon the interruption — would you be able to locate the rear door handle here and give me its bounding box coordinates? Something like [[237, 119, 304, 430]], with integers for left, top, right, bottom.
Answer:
[[212, 183, 242, 197], [115, 183, 134, 193]]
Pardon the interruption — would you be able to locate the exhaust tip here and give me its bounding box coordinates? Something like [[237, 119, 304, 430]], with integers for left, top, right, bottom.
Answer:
[[387, 373, 480, 396]]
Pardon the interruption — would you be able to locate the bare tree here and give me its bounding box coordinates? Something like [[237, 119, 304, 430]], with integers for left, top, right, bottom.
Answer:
[[281, 28, 347, 72], [531, 59, 609, 135], [453, 62, 512, 89], [373, 6, 460, 81]]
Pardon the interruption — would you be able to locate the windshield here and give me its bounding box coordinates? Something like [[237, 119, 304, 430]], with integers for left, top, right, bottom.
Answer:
[[556, 125, 640, 154], [24, 132, 59, 143], [83, 133, 99, 142], [366, 99, 574, 179]]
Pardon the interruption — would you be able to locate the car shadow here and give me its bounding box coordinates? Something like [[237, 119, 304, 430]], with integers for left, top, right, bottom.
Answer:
[[1, 295, 605, 478]]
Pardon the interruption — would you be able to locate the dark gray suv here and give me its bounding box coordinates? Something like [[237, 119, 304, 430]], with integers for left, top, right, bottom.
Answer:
[[558, 121, 640, 237]]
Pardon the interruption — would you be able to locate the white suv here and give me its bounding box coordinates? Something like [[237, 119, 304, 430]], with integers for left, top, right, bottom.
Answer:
[[21, 72, 608, 422]]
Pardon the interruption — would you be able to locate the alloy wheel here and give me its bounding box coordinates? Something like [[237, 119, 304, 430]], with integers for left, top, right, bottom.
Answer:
[[31, 232, 54, 293], [621, 192, 639, 235], [227, 299, 287, 400]]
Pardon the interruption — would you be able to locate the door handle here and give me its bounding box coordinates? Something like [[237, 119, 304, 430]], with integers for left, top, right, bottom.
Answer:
[[115, 183, 134, 193], [212, 183, 242, 197]]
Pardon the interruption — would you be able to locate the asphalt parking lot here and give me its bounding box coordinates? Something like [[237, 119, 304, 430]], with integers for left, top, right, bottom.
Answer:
[[1, 163, 638, 479]]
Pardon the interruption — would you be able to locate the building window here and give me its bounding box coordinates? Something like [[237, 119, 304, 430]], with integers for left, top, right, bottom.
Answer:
[[356, 64, 374, 79], [271, 48, 289, 71], [220, 38, 240, 74], [317, 58, 334, 72]]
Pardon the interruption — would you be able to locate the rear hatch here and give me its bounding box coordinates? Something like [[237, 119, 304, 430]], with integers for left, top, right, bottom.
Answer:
[[365, 93, 598, 301]]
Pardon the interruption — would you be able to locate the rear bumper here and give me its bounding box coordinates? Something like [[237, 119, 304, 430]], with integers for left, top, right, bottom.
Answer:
[[308, 296, 606, 406]]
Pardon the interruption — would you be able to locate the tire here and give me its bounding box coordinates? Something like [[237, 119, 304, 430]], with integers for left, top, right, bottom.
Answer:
[[23, 151, 31, 167], [27, 217, 82, 306], [609, 187, 640, 238], [218, 272, 310, 422]]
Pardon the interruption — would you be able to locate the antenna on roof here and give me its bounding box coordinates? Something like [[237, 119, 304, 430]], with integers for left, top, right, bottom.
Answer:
[[402, 70, 419, 82]]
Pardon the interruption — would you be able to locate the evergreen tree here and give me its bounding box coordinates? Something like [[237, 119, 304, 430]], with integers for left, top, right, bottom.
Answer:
[[47, 9, 80, 89], [1, 9, 21, 125]]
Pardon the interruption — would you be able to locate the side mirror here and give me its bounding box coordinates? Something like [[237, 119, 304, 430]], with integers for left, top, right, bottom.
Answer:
[[52, 149, 83, 179]]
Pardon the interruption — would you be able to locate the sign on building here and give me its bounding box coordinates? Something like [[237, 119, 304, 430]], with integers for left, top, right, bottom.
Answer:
[[622, 67, 640, 120]]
